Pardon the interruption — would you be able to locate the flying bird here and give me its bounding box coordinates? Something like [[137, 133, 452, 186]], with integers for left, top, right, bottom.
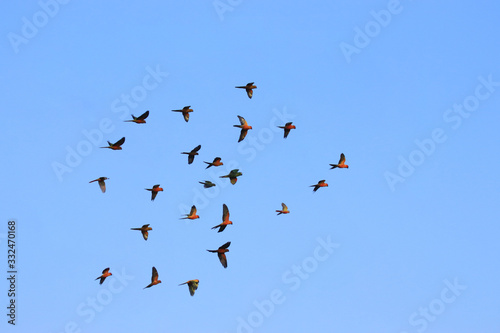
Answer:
[[181, 145, 201, 164], [277, 122, 296, 138], [276, 203, 290, 215], [310, 180, 328, 192], [204, 157, 223, 169], [145, 185, 163, 201], [235, 82, 257, 99], [179, 279, 199, 296], [233, 115, 252, 142], [124, 110, 149, 124], [100, 137, 125, 150], [144, 266, 161, 289], [199, 181, 216, 188], [95, 268, 112, 285], [172, 106, 193, 122], [330, 153, 349, 169], [180, 205, 199, 220], [89, 177, 109, 193], [207, 241, 231, 268], [219, 169, 242, 185], [130, 224, 152, 240], [211, 204, 233, 233]]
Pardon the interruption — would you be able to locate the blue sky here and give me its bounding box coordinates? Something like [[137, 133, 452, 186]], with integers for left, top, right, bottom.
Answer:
[[2, 1, 500, 332]]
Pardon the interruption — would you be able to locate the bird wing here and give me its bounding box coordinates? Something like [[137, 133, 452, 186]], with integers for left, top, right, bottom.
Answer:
[[188, 280, 198, 296], [339, 153, 346, 164], [98, 179, 106, 193], [282, 203, 288, 211], [238, 129, 248, 142], [138, 110, 149, 120], [151, 267, 158, 283], [190, 205, 197, 216], [219, 241, 231, 250], [192, 145, 201, 153], [237, 115, 247, 126], [222, 204, 229, 222], [218, 253, 228, 268], [114, 137, 125, 147]]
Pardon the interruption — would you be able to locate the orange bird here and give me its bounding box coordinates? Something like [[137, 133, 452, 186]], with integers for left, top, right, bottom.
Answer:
[[199, 180, 216, 188], [330, 153, 349, 169], [145, 184, 163, 201], [100, 137, 125, 150], [181, 145, 201, 164], [235, 82, 257, 99], [144, 266, 161, 289], [219, 169, 242, 185], [180, 205, 199, 220], [124, 110, 149, 124], [179, 279, 199, 296], [204, 157, 223, 169], [276, 203, 290, 215], [172, 106, 193, 122], [130, 224, 152, 240], [278, 122, 296, 138], [89, 177, 109, 193], [310, 180, 328, 192], [212, 204, 233, 233], [95, 268, 112, 285], [207, 241, 231, 268], [233, 115, 252, 142]]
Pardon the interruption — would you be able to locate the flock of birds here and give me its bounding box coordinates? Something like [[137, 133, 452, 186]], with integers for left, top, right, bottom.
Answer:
[[91, 82, 349, 296]]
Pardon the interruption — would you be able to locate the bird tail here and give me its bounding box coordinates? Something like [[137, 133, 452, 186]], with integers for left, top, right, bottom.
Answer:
[[276, 211, 283, 215], [204, 162, 212, 169], [330, 164, 338, 169]]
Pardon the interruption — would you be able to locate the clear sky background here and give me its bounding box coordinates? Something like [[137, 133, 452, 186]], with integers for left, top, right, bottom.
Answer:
[[2, 1, 500, 332]]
